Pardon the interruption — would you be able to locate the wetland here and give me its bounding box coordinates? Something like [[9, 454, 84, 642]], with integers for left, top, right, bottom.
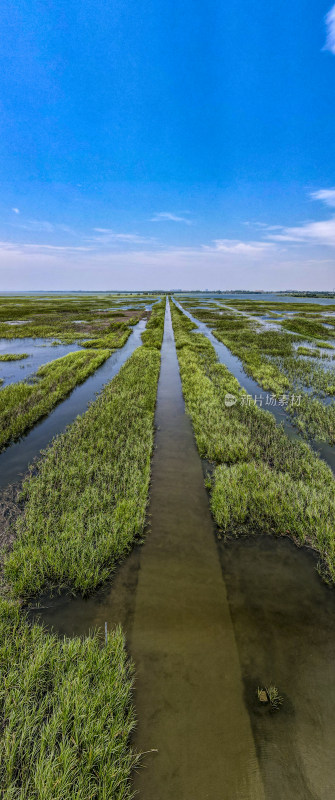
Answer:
[[1, 291, 335, 799]]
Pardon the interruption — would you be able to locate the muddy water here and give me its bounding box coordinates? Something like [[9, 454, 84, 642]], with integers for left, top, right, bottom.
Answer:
[[220, 535, 335, 800], [0, 318, 147, 490], [32, 302, 264, 799], [174, 299, 335, 473]]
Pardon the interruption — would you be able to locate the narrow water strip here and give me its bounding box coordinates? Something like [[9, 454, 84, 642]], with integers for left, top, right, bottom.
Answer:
[[0, 318, 147, 490], [130, 301, 264, 798]]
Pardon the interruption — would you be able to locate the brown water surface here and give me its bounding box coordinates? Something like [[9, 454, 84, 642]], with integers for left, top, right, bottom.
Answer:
[[220, 535, 335, 800]]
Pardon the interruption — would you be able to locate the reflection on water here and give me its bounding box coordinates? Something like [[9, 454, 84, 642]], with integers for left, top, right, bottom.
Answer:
[[0, 319, 147, 490], [0, 337, 82, 387], [175, 300, 335, 474]]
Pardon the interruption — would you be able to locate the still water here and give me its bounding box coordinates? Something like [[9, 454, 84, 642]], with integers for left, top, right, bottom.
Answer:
[[0, 337, 82, 388], [0, 319, 147, 490], [174, 299, 335, 473]]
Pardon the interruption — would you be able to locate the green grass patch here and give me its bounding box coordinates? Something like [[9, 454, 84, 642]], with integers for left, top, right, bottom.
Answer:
[[0, 599, 136, 800], [82, 328, 130, 349], [0, 293, 152, 342], [0, 353, 28, 361], [281, 317, 335, 339], [0, 349, 111, 452], [296, 346, 321, 357], [141, 302, 166, 349]]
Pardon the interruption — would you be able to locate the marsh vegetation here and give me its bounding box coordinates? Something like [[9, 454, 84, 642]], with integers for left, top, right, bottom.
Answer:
[[170, 300, 335, 582], [0, 349, 110, 451], [5, 299, 165, 599], [177, 298, 335, 443], [0, 293, 149, 342], [1, 291, 335, 799], [0, 294, 165, 800], [0, 599, 136, 800], [0, 294, 159, 450]]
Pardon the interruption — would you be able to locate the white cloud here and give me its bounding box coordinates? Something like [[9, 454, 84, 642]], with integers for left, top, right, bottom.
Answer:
[[203, 238, 275, 256], [150, 212, 192, 224], [259, 187, 335, 248], [266, 217, 335, 247], [92, 229, 155, 245], [0, 238, 333, 292], [12, 208, 20, 214], [24, 244, 92, 252], [11, 218, 76, 235], [324, 4, 335, 54], [0, 240, 92, 253], [310, 188, 335, 207]]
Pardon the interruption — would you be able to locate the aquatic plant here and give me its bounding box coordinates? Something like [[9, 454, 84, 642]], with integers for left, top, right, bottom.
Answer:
[[257, 685, 283, 710], [265, 686, 284, 710], [281, 317, 335, 340], [182, 301, 335, 444], [0, 293, 152, 342], [0, 348, 111, 452], [5, 299, 166, 598], [296, 346, 321, 357], [170, 300, 335, 583], [0, 353, 28, 361], [0, 599, 137, 799]]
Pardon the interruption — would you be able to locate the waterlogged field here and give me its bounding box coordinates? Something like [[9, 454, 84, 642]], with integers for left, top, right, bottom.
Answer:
[[1, 291, 335, 799], [0, 292, 155, 342], [0, 294, 164, 800], [170, 301, 335, 579], [175, 293, 335, 444], [0, 293, 157, 450]]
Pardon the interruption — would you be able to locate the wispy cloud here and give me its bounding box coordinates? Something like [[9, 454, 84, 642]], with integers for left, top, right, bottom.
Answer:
[[24, 244, 92, 252], [266, 218, 335, 247], [324, 4, 335, 54], [91, 228, 155, 245], [150, 212, 192, 224], [11, 218, 76, 235], [203, 238, 275, 256], [261, 188, 335, 247], [12, 208, 20, 214], [0, 240, 92, 253], [310, 188, 335, 207]]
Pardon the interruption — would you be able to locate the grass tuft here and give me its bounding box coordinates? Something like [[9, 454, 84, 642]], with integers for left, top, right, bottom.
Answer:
[[0, 599, 137, 800]]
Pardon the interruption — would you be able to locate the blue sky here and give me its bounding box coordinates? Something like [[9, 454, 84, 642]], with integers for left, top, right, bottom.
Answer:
[[1, 0, 335, 290]]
